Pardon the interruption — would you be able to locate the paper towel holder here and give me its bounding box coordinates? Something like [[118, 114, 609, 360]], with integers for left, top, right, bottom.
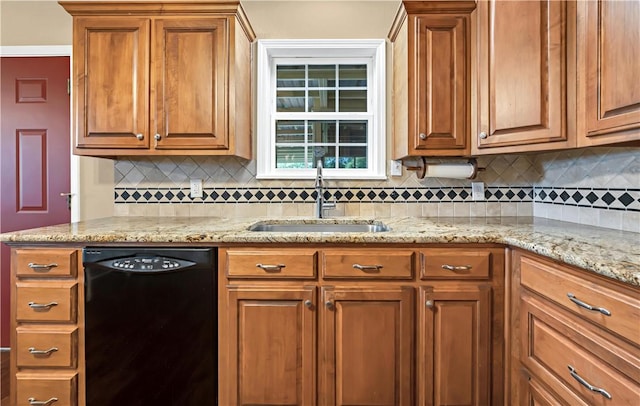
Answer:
[[404, 157, 483, 179]]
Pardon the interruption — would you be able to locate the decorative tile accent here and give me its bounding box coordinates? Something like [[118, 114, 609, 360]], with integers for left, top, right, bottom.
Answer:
[[115, 186, 534, 205], [534, 187, 640, 212]]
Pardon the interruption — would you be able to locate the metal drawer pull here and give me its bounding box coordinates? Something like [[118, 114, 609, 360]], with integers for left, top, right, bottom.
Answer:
[[28, 398, 58, 406], [256, 263, 285, 272], [568, 365, 612, 399], [352, 264, 383, 272], [567, 293, 611, 316], [28, 347, 58, 356], [304, 300, 312, 309], [28, 302, 58, 310], [441, 264, 472, 271], [27, 263, 58, 271]]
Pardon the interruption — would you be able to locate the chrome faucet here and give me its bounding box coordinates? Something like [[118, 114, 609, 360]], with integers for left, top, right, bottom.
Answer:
[[315, 160, 336, 218]]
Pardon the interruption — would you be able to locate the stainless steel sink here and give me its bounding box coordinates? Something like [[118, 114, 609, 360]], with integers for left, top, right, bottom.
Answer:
[[248, 221, 390, 233]]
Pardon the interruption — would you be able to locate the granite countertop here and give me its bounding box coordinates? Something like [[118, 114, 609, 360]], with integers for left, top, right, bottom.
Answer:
[[1, 216, 639, 287]]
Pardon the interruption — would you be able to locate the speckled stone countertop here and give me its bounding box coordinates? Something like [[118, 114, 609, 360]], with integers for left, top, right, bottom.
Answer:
[[1, 216, 639, 286]]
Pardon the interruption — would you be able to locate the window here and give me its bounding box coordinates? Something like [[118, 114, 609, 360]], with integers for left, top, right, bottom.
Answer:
[[256, 40, 386, 179]]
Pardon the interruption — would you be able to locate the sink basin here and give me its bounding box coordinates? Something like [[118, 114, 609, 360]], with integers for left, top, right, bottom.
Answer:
[[248, 221, 390, 233]]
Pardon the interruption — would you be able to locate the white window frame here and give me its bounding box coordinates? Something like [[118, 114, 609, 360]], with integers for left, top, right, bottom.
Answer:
[[256, 39, 386, 180]]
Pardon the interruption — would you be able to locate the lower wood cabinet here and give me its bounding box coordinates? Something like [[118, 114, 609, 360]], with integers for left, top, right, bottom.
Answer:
[[226, 286, 316, 406], [10, 247, 83, 406], [418, 285, 492, 406], [219, 245, 505, 406], [320, 286, 414, 406], [511, 249, 640, 405]]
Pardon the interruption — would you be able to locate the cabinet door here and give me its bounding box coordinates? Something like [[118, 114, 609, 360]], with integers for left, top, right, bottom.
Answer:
[[579, 0, 640, 145], [226, 286, 316, 406], [152, 18, 229, 150], [410, 13, 470, 154], [476, 0, 569, 151], [320, 286, 413, 406], [418, 285, 492, 406], [73, 17, 150, 149]]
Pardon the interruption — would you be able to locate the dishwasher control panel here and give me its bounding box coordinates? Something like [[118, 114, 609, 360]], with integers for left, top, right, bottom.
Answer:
[[99, 256, 196, 272]]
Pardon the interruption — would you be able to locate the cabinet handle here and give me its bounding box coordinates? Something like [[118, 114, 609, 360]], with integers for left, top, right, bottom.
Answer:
[[441, 264, 472, 272], [352, 264, 383, 272], [27, 263, 58, 272], [304, 300, 312, 309], [28, 301, 58, 310], [28, 398, 58, 406], [28, 347, 58, 356], [568, 365, 612, 400], [479, 131, 488, 139], [154, 134, 161, 141], [325, 300, 333, 309], [567, 293, 611, 316], [256, 263, 285, 272], [419, 132, 427, 140], [136, 133, 144, 140], [425, 300, 434, 308]]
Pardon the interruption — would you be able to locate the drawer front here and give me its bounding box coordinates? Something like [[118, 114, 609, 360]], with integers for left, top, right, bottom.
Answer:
[[520, 254, 640, 344], [16, 372, 77, 406], [16, 326, 78, 368], [321, 250, 415, 279], [15, 249, 78, 278], [420, 249, 491, 280], [16, 282, 78, 323], [226, 249, 317, 278], [523, 301, 640, 405]]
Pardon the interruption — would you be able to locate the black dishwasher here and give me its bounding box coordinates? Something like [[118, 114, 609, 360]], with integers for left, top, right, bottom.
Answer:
[[83, 247, 216, 405]]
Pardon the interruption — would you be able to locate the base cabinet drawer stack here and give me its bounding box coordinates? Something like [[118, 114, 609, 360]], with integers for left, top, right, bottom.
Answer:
[[10, 248, 82, 406], [219, 245, 505, 405], [513, 250, 640, 405]]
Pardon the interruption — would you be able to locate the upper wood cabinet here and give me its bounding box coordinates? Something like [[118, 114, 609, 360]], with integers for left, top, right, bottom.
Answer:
[[60, 1, 255, 158], [389, 1, 476, 158], [474, 0, 576, 154], [576, 0, 640, 146]]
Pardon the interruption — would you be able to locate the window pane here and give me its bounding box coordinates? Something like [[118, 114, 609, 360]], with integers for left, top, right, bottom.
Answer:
[[308, 121, 336, 143], [276, 146, 306, 168], [308, 89, 335, 112], [276, 120, 306, 143], [339, 90, 367, 112], [277, 65, 305, 88], [339, 121, 367, 143], [339, 146, 367, 169], [339, 64, 367, 87], [277, 90, 305, 112], [310, 146, 337, 169], [308, 65, 335, 87]]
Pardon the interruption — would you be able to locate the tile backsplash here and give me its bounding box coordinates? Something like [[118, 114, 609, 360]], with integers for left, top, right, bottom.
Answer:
[[113, 147, 639, 232], [532, 147, 639, 232]]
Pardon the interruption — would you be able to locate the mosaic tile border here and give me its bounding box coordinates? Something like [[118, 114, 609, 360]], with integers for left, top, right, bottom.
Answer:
[[114, 186, 534, 204], [534, 187, 640, 212]]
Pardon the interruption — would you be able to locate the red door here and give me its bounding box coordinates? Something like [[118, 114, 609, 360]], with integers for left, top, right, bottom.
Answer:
[[0, 56, 70, 347]]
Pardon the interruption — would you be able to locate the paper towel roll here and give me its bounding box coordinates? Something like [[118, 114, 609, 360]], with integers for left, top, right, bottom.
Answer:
[[423, 162, 476, 179]]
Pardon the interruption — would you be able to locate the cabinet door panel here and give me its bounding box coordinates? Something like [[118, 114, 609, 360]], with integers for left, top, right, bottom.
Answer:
[[153, 18, 228, 150], [478, 0, 567, 149], [320, 286, 413, 406], [74, 18, 150, 149], [418, 285, 491, 406], [412, 14, 469, 152], [583, 0, 640, 140], [227, 286, 315, 406]]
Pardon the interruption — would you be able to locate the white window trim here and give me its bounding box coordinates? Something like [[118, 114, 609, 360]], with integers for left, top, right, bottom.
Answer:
[[256, 39, 386, 180]]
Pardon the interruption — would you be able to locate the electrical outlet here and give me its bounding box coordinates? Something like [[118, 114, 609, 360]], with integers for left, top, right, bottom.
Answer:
[[190, 179, 203, 198], [471, 182, 485, 201], [390, 160, 403, 177]]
